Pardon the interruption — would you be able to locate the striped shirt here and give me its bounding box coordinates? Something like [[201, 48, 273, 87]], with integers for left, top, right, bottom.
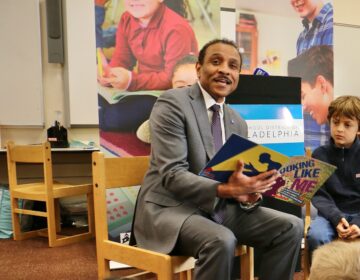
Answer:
[[296, 2, 333, 55], [303, 112, 330, 152]]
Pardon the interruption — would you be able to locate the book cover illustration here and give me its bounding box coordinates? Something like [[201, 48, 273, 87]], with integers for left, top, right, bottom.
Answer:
[[199, 133, 289, 183], [199, 133, 336, 206], [265, 156, 336, 206]]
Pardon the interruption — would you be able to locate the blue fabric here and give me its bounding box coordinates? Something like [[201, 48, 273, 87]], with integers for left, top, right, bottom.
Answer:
[[0, 185, 13, 239], [297, 2, 333, 55], [307, 213, 360, 256], [306, 215, 336, 255], [95, 5, 106, 48], [312, 137, 360, 227], [303, 112, 330, 151], [98, 94, 157, 132]]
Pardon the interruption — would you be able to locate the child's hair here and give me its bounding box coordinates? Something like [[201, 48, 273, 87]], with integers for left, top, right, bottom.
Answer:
[[164, 0, 187, 18], [172, 54, 198, 77], [327, 95, 360, 130], [288, 45, 333, 87], [309, 240, 360, 280]]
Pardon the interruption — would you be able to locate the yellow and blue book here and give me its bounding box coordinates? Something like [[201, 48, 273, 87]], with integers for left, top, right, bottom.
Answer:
[[199, 133, 336, 206]]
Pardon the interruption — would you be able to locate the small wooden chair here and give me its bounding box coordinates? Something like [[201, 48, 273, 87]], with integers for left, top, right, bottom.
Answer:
[[92, 152, 254, 280], [6, 141, 94, 247]]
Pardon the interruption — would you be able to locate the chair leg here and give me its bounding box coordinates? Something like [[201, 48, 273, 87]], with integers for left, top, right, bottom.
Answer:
[[46, 200, 58, 247], [87, 192, 95, 237], [157, 266, 173, 280], [187, 269, 193, 280], [97, 255, 110, 280], [55, 199, 61, 232], [240, 247, 254, 280], [10, 197, 22, 240], [179, 271, 189, 280], [303, 240, 310, 280]]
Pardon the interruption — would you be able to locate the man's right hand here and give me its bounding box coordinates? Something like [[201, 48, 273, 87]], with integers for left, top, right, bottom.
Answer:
[[216, 160, 279, 201]]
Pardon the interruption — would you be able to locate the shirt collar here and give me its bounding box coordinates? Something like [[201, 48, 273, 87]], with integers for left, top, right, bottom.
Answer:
[[197, 81, 225, 111], [302, 2, 333, 29]]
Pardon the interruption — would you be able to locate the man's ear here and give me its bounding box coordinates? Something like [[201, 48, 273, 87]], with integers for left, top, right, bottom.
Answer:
[[315, 75, 327, 92], [195, 62, 201, 79], [316, 75, 333, 98]]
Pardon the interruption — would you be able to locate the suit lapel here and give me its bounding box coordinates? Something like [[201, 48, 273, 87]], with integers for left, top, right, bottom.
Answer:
[[223, 104, 236, 140], [189, 84, 215, 159]]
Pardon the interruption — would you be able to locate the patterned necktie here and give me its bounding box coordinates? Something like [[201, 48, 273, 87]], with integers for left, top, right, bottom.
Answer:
[[210, 104, 226, 223], [210, 104, 223, 152]]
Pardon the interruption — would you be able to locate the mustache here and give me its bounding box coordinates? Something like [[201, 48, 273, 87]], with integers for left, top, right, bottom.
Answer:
[[214, 75, 232, 84]]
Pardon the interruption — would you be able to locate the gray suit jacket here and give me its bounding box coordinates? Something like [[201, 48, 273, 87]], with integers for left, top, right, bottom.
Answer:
[[133, 83, 248, 253]]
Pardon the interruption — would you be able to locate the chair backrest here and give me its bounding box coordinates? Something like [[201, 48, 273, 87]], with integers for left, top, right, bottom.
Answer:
[[6, 141, 54, 191], [92, 152, 149, 242]]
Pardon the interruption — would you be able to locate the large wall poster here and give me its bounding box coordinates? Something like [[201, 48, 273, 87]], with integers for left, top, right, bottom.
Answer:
[[236, 0, 333, 152], [96, 0, 220, 157], [94, 0, 220, 242]]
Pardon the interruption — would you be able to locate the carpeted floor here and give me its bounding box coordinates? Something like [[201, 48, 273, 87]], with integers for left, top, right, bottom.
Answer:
[[0, 237, 304, 280]]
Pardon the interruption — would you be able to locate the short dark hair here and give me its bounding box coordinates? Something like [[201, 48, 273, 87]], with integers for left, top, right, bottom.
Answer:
[[172, 54, 198, 77], [197, 38, 242, 70], [327, 95, 360, 130], [288, 45, 333, 87]]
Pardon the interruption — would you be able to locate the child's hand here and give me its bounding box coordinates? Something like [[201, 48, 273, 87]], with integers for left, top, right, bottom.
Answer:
[[104, 67, 132, 91], [336, 217, 351, 239], [345, 224, 360, 240], [97, 48, 111, 86]]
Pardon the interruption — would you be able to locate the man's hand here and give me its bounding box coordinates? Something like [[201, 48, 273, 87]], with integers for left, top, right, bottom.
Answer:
[[217, 160, 279, 202], [235, 192, 262, 203]]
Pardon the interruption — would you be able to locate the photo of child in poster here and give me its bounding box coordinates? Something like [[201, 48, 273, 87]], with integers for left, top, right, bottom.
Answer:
[[235, 0, 333, 152], [95, 0, 220, 156]]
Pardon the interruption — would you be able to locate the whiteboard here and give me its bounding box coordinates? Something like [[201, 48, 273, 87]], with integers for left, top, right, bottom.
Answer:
[[334, 24, 360, 98], [63, 0, 98, 127], [0, 0, 44, 126]]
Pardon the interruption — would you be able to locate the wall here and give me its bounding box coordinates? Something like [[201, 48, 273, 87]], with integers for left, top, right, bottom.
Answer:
[[0, 0, 98, 147], [0, 0, 357, 147], [333, 0, 360, 98]]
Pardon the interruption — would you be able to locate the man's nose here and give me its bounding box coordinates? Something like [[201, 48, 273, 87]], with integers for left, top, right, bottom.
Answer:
[[218, 63, 230, 74]]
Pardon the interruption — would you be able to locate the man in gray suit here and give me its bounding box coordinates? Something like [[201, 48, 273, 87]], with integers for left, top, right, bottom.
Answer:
[[133, 38, 303, 280]]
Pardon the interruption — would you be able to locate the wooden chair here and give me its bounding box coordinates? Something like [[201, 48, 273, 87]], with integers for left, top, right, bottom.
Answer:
[[6, 141, 94, 247], [303, 147, 312, 280], [92, 152, 254, 280]]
